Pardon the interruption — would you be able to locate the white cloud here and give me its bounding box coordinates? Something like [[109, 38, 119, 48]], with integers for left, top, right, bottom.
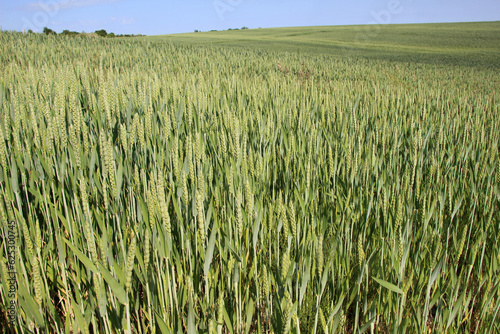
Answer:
[[77, 18, 100, 26], [110, 16, 135, 25], [24, 0, 123, 11]]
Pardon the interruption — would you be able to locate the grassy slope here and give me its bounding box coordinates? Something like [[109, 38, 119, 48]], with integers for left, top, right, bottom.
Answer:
[[147, 21, 500, 68]]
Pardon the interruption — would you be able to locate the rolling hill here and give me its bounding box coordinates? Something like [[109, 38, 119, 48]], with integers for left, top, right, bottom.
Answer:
[[147, 21, 500, 68]]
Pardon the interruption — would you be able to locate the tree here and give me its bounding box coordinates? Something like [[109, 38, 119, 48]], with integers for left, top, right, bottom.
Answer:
[[107, 32, 115, 38], [43, 27, 56, 35], [95, 29, 107, 37]]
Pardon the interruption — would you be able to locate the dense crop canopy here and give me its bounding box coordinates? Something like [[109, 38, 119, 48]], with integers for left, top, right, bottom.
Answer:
[[0, 30, 499, 333]]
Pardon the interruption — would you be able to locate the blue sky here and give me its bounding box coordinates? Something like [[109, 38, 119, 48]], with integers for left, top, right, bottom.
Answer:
[[1, 0, 499, 35]]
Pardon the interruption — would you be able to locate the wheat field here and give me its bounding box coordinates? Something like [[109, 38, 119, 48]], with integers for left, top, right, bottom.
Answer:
[[0, 29, 499, 333]]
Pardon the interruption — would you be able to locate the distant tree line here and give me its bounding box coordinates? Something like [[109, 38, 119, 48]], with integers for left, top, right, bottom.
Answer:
[[32, 27, 144, 38], [195, 26, 249, 33]]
